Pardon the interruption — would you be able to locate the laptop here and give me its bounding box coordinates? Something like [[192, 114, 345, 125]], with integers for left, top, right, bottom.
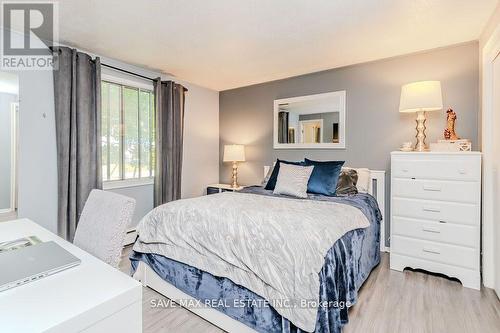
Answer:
[[0, 241, 81, 292]]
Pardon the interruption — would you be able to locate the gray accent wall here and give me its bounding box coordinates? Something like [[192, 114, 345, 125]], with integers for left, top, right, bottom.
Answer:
[[219, 42, 479, 246]]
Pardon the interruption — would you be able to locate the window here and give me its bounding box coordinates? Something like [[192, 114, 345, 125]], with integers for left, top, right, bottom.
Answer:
[[101, 79, 155, 184]]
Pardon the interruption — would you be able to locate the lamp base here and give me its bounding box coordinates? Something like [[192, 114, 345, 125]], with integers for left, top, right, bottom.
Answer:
[[231, 162, 239, 188], [414, 111, 429, 152]]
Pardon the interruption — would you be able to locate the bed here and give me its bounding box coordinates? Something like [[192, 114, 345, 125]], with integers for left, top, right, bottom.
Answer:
[[131, 168, 385, 333]]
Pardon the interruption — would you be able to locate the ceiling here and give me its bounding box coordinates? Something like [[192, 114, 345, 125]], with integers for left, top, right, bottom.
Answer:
[[57, 0, 498, 91]]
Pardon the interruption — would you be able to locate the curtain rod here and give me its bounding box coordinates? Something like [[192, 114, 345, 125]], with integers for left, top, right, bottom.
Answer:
[[101, 63, 157, 82], [50, 47, 187, 90], [101, 63, 188, 92], [50, 47, 157, 83]]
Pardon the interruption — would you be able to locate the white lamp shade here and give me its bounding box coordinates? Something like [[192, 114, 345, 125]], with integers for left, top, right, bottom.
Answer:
[[399, 81, 443, 113], [223, 144, 245, 162]]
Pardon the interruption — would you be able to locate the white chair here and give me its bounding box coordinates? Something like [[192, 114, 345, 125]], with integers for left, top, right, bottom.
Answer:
[[73, 189, 136, 268]]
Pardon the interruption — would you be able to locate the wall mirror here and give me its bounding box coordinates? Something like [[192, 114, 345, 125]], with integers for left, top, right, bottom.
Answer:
[[0, 71, 18, 216], [273, 90, 346, 149]]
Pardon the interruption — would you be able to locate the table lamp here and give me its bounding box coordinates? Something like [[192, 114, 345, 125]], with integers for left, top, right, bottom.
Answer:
[[399, 81, 443, 151], [223, 144, 245, 188]]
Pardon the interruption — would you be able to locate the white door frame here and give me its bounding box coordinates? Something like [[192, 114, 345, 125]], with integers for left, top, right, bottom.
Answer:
[[10, 102, 18, 213], [0, 102, 18, 217], [299, 119, 324, 143], [481, 24, 500, 289]]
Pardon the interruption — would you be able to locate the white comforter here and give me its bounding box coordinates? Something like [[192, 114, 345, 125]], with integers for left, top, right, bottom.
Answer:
[[133, 192, 370, 332]]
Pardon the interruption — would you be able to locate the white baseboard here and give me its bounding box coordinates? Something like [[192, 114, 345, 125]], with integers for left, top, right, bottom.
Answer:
[[0, 211, 18, 222]]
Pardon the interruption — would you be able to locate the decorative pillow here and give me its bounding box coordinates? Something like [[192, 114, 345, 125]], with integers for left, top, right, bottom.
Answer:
[[261, 165, 274, 186], [336, 168, 359, 196], [273, 163, 314, 198], [342, 167, 370, 193], [265, 159, 304, 190], [303, 159, 345, 196]]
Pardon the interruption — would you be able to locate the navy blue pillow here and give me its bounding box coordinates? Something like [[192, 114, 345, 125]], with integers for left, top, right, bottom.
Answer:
[[303, 158, 345, 196], [264, 159, 304, 190]]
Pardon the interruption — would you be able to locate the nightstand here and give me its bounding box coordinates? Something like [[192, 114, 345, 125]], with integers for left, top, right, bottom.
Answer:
[[206, 184, 244, 195]]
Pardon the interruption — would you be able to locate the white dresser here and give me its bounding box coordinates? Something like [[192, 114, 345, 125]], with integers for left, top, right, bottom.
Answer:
[[390, 151, 481, 289]]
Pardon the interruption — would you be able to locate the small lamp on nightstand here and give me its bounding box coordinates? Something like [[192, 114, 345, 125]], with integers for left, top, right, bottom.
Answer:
[[399, 81, 443, 151], [223, 144, 245, 188]]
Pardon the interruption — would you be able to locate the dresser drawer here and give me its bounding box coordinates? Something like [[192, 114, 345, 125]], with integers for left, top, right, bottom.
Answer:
[[391, 236, 477, 270], [392, 178, 479, 204], [392, 217, 477, 247], [392, 157, 480, 181], [392, 197, 479, 225]]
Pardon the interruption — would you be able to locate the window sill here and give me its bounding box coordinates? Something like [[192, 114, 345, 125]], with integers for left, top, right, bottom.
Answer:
[[103, 178, 154, 190]]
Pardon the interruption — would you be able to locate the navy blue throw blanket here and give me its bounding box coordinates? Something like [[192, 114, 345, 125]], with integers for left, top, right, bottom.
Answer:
[[130, 187, 382, 333]]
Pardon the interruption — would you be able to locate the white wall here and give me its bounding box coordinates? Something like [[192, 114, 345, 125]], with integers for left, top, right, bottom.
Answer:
[[0, 28, 60, 232], [479, 1, 500, 292], [17, 68, 58, 232], [5, 28, 219, 232], [179, 80, 220, 199]]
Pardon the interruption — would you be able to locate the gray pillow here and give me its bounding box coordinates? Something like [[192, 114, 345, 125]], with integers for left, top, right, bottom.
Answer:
[[273, 163, 314, 198], [336, 168, 359, 196]]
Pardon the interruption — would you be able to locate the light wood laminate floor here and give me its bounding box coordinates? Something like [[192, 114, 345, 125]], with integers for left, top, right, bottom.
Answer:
[[120, 248, 500, 333]]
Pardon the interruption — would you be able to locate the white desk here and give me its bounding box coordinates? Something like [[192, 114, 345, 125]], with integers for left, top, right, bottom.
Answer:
[[0, 219, 142, 332]]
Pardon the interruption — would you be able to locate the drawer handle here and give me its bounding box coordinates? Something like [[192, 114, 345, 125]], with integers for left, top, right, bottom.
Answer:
[[423, 185, 442, 192], [458, 169, 467, 175], [402, 169, 409, 173], [422, 247, 441, 255], [422, 207, 441, 213], [422, 227, 441, 234]]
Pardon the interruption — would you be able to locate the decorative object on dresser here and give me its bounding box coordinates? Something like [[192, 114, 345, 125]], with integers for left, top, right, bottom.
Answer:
[[223, 144, 246, 188], [430, 139, 472, 152], [400, 141, 413, 152], [390, 151, 481, 289], [207, 183, 244, 195], [430, 108, 472, 152], [443, 108, 460, 140], [399, 81, 443, 152]]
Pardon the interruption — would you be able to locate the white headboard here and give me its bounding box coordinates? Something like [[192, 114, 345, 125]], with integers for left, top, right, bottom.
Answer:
[[263, 166, 386, 252], [369, 170, 386, 252]]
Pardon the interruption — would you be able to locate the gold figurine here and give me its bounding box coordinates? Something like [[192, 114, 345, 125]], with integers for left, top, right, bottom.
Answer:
[[444, 108, 459, 140]]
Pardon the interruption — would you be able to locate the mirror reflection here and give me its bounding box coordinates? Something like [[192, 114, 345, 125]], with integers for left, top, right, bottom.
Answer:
[[278, 109, 340, 144], [274, 91, 346, 149]]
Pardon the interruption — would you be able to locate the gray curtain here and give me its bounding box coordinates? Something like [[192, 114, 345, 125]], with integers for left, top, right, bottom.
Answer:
[[154, 79, 186, 207], [278, 111, 289, 143], [53, 47, 102, 241]]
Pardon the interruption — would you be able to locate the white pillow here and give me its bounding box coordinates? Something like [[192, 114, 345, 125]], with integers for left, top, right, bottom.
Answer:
[[261, 162, 276, 186], [342, 167, 370, 193], [273, 164, 314, 198]]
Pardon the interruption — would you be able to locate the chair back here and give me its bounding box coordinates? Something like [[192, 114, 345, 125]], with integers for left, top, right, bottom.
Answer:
[[74, 189, 136, 268]]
